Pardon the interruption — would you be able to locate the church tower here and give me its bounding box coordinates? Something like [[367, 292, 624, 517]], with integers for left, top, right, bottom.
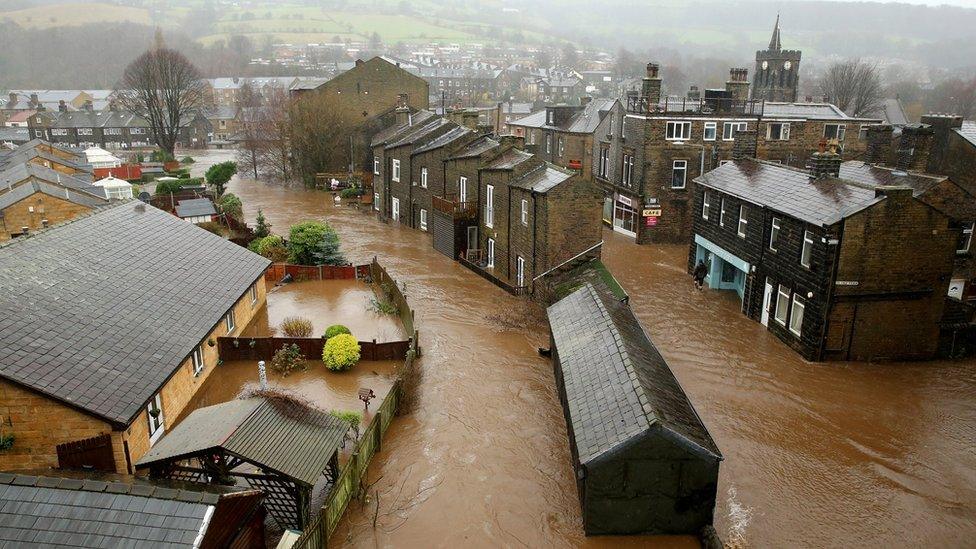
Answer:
[[752, 15, 801, 102]]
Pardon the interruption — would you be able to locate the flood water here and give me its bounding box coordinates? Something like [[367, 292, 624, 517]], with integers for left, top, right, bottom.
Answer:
[[192, 150, 976, 547]]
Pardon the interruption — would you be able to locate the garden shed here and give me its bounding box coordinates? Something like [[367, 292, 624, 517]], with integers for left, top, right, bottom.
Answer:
[[547, 283, 723, 536], [135, 396, 348, 530]]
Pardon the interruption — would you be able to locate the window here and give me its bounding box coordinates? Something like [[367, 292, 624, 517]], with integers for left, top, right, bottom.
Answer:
[[775, 285, 790, 325], [420, 209, 428, 231], [598, 146, 610, 179], [703, 122, 717, 141], [459, 176, 467, 203], [671, 160, 687, 189], [547, 111, 554, 124], [130, 128, 145, 135], [421, 167, 428, 188], [373, 192, 380, 211], [607, 116, 613, 136], [719, 198, 726, 227], [374, 158, 380, 175], [486, 238, 495, 268], [666, 121, 691, 140], [766, 122, 790, 140], [392, 159, 400, 182], [249, 284, 258, 305], [824, 124, 846, 141], [104, 128, 122, 135], [485, 184, 494, 228], [191, 345, 204, 376], [521, 199, 529, 225], [516, 256, 525, 286], [859, 124, 871, 140], [622, 153, 634, 187], [801, 230, 814, 268], [789, 295, 805, 336], [958, 222, 974, 254], [78, 128, 93, 136], [545, 134, 551, 154], [702, 191, 710, 220], [392, 197, 400, 221], [51, 129, 68, 136], [769, 218, 781, 251], [35, 130, 45, 138], [225, 310, 236, 333], [558, 137, 564, 157], [147, 393, 165, 444], [722, 122, 747, 140], [737, 205, 748, 238]]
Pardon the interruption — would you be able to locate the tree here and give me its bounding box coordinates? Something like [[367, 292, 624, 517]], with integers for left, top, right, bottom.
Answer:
[[218, 192, 242, 220], [819, 59, 884, 117], [205, 161, 237, 196], [254, 209, 271, 238], [287, 221, 340, 265], [237, 86, 292, 181], [534, 49, 552, 70], [561, 43, 579, 69], [115, 47, 207, 157], [927, 77, 976, 119], [313, 230, 347, 266]]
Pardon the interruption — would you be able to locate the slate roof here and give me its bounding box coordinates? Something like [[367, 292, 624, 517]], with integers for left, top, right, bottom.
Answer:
[[956, 121, 976, 148], [0, 472, 260, 548], [839, 161, 946, 195], [369, 110, 436, 148], [447, 135, 499, 159], [175, 197, 217, 218], [0, 201, 270, 425], [45, 110, 150, 130], [0, 127, 30, 144], [0, 147, 91, 173], [548, 284, 721, 464], [0, 163, 95, 191], [510, 164, 574, 193], [384, 118, 450, 150], [761, 102, 852, 120], [411, 125, 473, 155], [137, 397, 348, 486], [203, 105, 240, 120], [696, 159, 882, 226], [484, 148, 534, 170], [0, 180, 109, 210], [866, 98, 910, 126], [510, 98, 617, 134]]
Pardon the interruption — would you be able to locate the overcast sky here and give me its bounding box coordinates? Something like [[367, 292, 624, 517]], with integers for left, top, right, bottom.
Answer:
[[839, 0, 976, 6]]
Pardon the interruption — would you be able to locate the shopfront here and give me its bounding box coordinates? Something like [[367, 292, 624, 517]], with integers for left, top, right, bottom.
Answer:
[[693, 234, 750, 301], [612, 193, 638, 237]]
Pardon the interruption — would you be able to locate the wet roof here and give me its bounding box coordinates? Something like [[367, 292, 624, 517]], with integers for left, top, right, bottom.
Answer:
[[369, 110, 436, 147], [485, 148, 534, 170], [510, 164, 574, 193], [0, 202, 270, 425], [510, 98, 617, 133], [956, 121, 976, 148], [547, 284, 721, 464], [696, 159, 881, 226], [412, 125, 474, 155], [447, 135, 500, 159], [0, 473, 227, 548], [0, 179, 108, 210], [839, 161, 946, 195], [137, 398, 348, 486], [175, 197, 217, 218], [761, 102, 851, 120], [0, 162, 94, 190], [385, 118, 450, 150]]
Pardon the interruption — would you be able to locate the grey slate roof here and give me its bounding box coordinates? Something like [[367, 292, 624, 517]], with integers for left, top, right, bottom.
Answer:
[[0, 147, 91, 173], [411, 125, 473, 155], [447, 135, 499, 159], [762, 102, 854, 120], [0, 180, 109, 210], [0, 201, 270, 425], [369, 110, 436, 147], [0, 162, 94, 191], [839, 161, 946, 195], [175, 197, 217, 218], [548, 284, 721, 464], [384, 117, 450, 150], [137, 398, 348, 486], [696, 159, 881, 226], [956, 121, 976, 148], [510, 98, 617, 134], [0, 473, 220, 548], [485, 148, 533, 170], [510, 164, 574, 193]]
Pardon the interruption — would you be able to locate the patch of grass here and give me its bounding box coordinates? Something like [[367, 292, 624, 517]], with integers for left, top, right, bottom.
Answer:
[[554, 259, 627, 302], [0, 3, 150, 28]]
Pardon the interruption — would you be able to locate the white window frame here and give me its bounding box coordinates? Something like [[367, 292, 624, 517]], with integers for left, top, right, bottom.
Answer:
[[671, 160, 687, 189], [737, 205, 748, 238], [373, 192, 380, 211], [801, 230, 814, 268], [775, 285, 790, 326], [703, 122, 717, 141], [486, 238, 495, 268], [459, 176, 467, 203], [719, 198, 726, 227], [373, 158, 380, 175], [545, 134, 551, 154], [622, 153, 634, 186], [599, 146, 610, 179], [249, 284, 258, 305], [824, 123, 846, 141], [723, 121, 747, 141], [191, 345, 204, 376], [147, 393, 165, 445], [420, 167, 428, 188], [521, 199, 528, 226], [769, 217, 781, 251], [516, 255, 525, 286], [392, 197, 400, 221], [420, 208, 428, 231], [665, 121, 692, 141], [766, 122, 790, 140], [558, 137, 564, 157], [957, 222, 974, 254], [789, 295, 805, 337], [78, 128, 93, 136], [859, 124, 871, 140], [392, 159, 400, 182], [225, 310, 236, 333], [702, 191, 710, 220], [485, 184, 494, 228]]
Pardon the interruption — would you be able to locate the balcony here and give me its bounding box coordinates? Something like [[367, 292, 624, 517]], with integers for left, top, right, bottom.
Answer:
[[432, 194, 478, 221], [627, 95, 765, 117]]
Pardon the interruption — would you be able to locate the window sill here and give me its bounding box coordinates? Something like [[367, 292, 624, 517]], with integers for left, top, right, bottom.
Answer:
[[149, 426, 166, 446]]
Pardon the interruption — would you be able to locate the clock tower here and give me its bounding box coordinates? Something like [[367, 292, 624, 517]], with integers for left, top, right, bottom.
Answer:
[[752, 15, 801, 102]]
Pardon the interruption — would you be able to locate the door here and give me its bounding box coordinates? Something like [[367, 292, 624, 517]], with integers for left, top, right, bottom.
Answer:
[[761, 278, 773, 327], [467, 226, 478, 253], [392, 197, 400, 222], [516, 256, 525, 287], [487, 238, 495, 268], [459, 176, 467, 203]]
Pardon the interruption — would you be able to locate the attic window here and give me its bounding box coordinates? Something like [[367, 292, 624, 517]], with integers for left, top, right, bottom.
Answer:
[[547, 111, 554, 124]]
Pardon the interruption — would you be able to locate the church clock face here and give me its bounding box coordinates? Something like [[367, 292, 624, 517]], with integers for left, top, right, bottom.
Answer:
[[783, 60, 792, 70], [762, 60, 769, 70]]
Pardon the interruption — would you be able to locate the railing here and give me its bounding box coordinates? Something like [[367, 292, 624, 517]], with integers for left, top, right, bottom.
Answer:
[[457, 252, 529, 296], [626, 95, 765, 116], [431, 194, 478, 220]]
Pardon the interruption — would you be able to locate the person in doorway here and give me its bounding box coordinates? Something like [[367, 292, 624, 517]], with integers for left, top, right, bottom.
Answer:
[[693, 259, 708, 290]]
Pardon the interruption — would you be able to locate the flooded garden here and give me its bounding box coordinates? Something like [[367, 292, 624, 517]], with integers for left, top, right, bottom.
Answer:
[[188, 150, 976, 547]]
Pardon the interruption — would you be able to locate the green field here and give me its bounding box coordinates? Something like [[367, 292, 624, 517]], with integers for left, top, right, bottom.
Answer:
[[0, 2, 151, 28]]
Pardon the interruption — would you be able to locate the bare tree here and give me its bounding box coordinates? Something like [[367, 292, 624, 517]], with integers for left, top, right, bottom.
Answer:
[[927, 77, 976, 119], [819, 59, 884, 117], [236, 86, 292, 181], [115, 47, 207, 157]]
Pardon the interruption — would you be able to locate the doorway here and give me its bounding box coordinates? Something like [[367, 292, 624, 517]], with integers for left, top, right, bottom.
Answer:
[[392, 197, 400, 222], [467, 226, 478, 255], [761, 278, 773, 327]]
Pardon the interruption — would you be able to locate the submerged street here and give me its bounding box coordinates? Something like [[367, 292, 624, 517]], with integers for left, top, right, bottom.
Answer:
[[199, 151, 976, 547]]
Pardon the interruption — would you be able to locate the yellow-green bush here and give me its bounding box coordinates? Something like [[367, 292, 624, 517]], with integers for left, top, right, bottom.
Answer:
[[322, 333, 361, 371]]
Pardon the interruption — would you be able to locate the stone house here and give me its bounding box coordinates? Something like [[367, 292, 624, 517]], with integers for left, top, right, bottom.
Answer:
[[26, 106, 209, 150], [407, 125, 478, 232], [308, 57, 429, 127], [0, 138, 92, 177], [0, 168, 108, 240], [433, 136, 503, 258], [547, 283, 721, 535], [204, 105, 242, 145], [690, 155, 956, 361], [0, 201, 270, 472]]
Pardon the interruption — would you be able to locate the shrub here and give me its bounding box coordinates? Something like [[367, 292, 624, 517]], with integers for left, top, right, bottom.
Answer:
[[219, 193, 243, 220], [269, 344, 306, 376], [280, 316, 313, 337], [329, 410, 362, 439], [205, 161, 238, 196], [181, 156, 195, 164], [322, 334, 360, 371], [287, 221, 342, 266], [339, 187, 362, 199], [153, 179, 184, 195], [249, 235, 287, 261], [324, 324, 351, 339], [254, 210, 271, 238]]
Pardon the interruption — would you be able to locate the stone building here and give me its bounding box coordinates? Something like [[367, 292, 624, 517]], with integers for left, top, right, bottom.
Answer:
[[0, 174, 108, 240], [690, 154, 956, 361], [0, 201, 270, 472], [308, 57, 430, 127], [547, 283, 722, 535], [752, 15, 801, 103]]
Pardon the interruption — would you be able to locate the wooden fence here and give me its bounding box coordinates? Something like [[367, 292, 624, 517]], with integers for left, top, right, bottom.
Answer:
[[56, 434, 116, 472], [217, 336, 411, 362], [369, 257, 417, 338], [264, 263, 360, 284]]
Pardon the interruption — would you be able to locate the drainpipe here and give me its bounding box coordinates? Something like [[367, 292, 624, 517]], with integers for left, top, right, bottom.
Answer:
[[820, 224, 843, 362]]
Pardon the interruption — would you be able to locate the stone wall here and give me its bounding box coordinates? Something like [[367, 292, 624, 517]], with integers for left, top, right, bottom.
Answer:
[[0, 191, 94, 240]]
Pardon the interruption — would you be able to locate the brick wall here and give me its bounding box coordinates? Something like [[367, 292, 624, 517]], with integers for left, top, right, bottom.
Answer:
[[480, 169, 515, 279], [0, 192, 94, 240], [543, 176, 604, 269]]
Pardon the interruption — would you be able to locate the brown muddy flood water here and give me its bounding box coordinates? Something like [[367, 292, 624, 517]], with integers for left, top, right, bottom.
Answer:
[[191, 150, 976, 547]]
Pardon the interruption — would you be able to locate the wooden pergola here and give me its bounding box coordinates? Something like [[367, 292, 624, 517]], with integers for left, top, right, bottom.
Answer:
[[136, 397, 347, 530]]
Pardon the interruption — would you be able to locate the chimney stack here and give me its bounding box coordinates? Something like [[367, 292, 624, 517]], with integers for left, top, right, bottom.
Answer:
[[865, 124, 893, 165], [687, 85, 701, 101], [920, 113, 963, 173], [83, 100, 93, 112], [58, 100, 68, 112], [641, 62, 662, 113], [809, 142, 842, 179], [30, 93, 39, 107], [580, 96, 592, 107], [732, 129, 757, 161], [8, 92, 16, 104], [725, 68, 750, 101], [394, 93, 410, 126], [896, 124, 935, 172]]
